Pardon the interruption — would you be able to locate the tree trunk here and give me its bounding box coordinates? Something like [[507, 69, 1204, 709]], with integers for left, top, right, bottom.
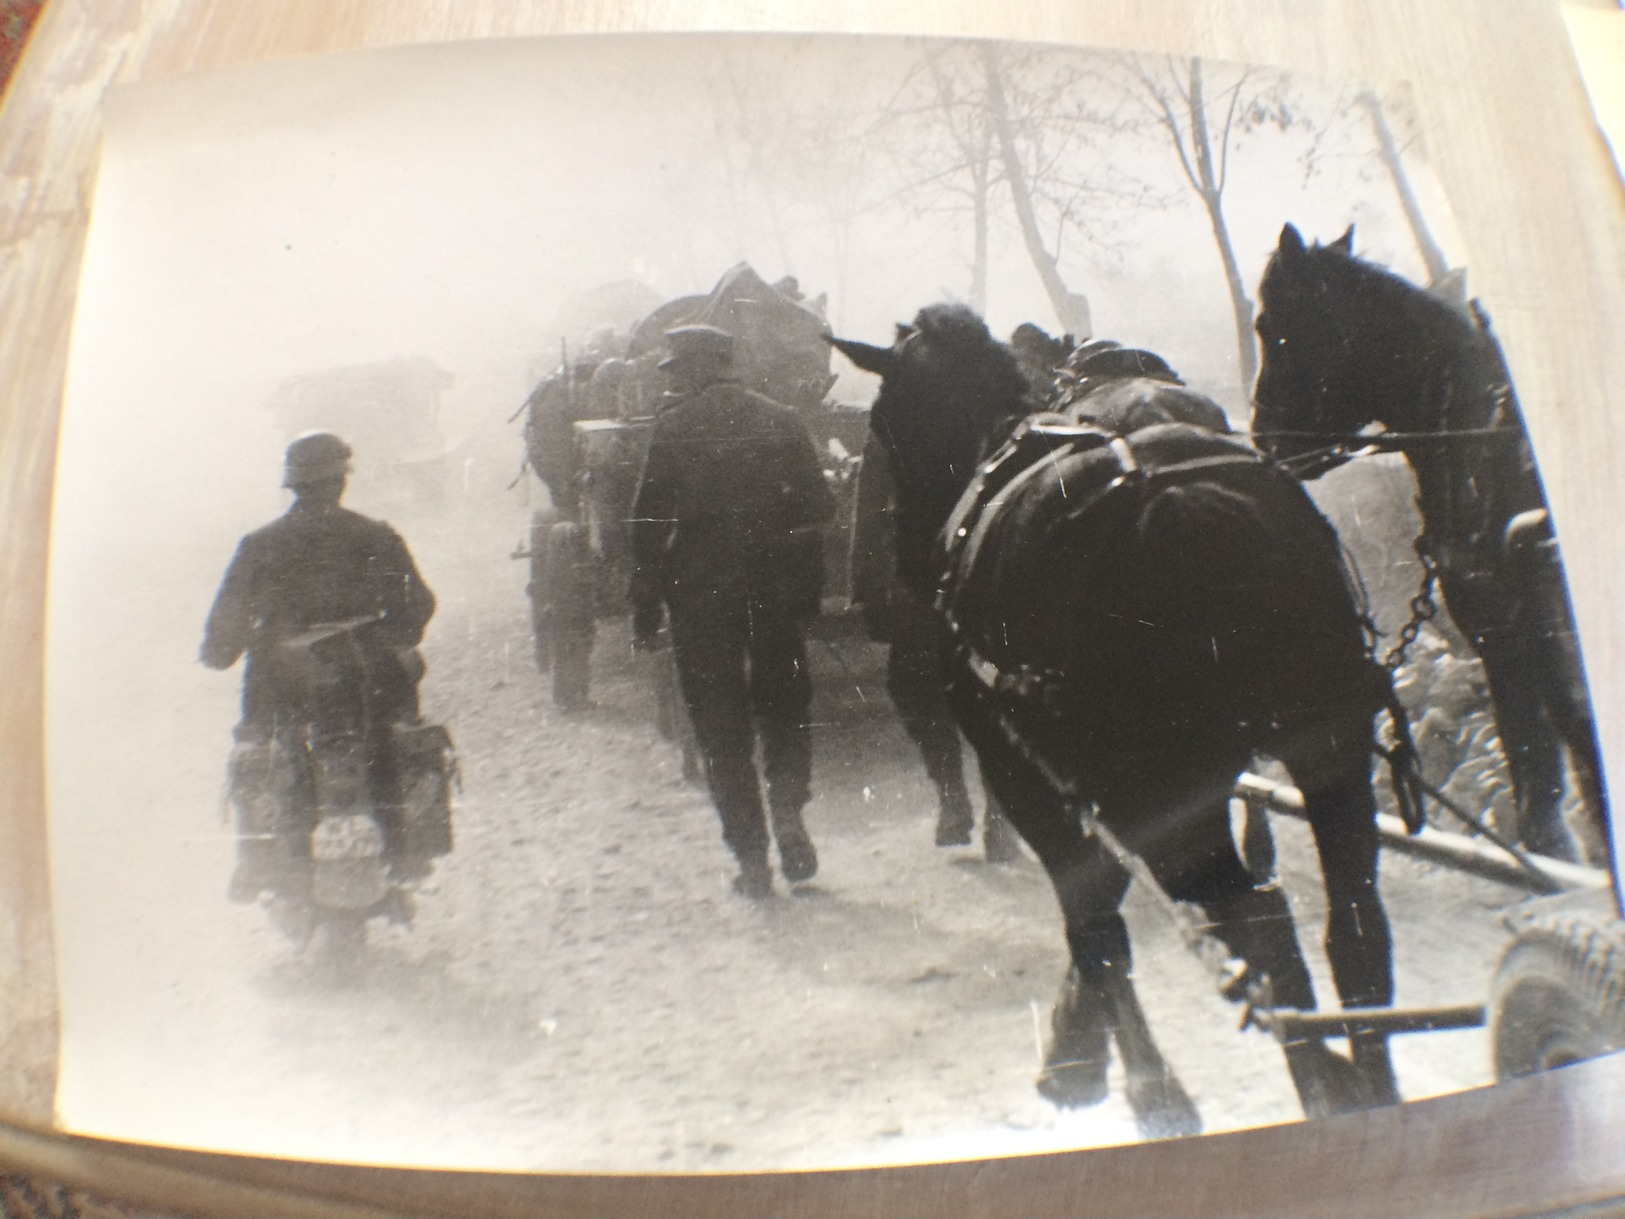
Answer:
[[980, 44, 1090, 336], [1187, 60, 1257, 396], [1361, 91, 1454, 290], [970, 159, 989, 312]]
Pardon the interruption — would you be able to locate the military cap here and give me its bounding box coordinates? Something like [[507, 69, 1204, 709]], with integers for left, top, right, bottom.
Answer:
[[282, 430, 353, 487], [659, 323, 736, 370]]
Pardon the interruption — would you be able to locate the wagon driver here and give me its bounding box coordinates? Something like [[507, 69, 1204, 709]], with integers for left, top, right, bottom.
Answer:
[[629, 323, 835, 899]]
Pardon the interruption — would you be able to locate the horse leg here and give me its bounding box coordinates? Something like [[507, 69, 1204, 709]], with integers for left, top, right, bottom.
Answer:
[[1479, 638, 1575, 860], [1115, 755, 1385, 1120], [1114, 767, 1333, 1126], [886, 626, 975, 846], [1026, 780, 1209, 1136], [1558, 708, 1612, 868], [1296, 754, 1401, 1112], [1093, 961, 1202, 1138], [975, 765, 1024, 864], [967, 736, 1126, 1108], [1541, 632, 1612, 867]]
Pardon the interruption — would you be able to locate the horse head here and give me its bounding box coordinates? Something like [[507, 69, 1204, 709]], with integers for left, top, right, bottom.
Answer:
[[831, 303, 1029, 594], [1253, 223, 1382, 478]]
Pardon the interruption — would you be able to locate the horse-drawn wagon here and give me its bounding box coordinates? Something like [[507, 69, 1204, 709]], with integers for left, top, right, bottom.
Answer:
[[516, 264, 870, 712]]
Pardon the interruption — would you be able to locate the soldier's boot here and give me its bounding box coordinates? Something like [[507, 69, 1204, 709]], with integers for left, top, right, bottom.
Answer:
[[770, 804, 819, 884], [732, 858, 775, 901]]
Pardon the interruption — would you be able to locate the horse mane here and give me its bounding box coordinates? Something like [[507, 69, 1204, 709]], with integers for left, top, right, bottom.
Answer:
[[1264, 235, 1511, 433], [1293, 242, 1498, 380], [909, 302, 1032, 441]]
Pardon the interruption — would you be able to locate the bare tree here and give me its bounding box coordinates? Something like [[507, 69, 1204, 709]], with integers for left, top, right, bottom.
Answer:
[[874, 41, 1162, 337], [706, 56, 802, 275], [704, 51, 891, 329], [1359, 90, 1460, 297], [868, 42, 1001, 311], [978, 43, 1095, 336], [1130, 56, 1273, 395]]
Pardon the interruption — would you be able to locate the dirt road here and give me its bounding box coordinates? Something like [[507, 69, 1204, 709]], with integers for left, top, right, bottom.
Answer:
[[52, 499, 1527, 1173]]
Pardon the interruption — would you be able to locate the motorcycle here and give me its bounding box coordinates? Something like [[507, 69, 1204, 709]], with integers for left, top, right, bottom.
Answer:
[[224, 614, 457, 967]]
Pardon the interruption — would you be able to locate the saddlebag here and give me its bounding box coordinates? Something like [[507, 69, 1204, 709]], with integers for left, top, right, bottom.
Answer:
[[392, 720, 458, 861], [226, 739, 307, 902]]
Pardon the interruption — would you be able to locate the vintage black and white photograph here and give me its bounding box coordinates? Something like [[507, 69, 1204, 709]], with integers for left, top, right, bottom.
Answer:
[[45, 31, 1620, 1171]]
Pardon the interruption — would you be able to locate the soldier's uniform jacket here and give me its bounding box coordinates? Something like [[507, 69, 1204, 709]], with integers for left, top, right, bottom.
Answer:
[[630, 379, 834, 621], [201, 499, 436, 730]]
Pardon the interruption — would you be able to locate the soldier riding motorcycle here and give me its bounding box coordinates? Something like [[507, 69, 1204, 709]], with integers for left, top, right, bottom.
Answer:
[[202, 432, 455, 962]]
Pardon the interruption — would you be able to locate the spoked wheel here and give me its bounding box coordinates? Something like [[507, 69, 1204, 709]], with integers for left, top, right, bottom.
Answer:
[[548, 521, 594, 711], [527, 508, 557, 672], [1490, 906, 1625, 1079]]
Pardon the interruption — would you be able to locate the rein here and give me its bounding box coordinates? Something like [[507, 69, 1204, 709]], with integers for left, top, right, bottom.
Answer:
[[1257, 426, 1525, 481], [1250, 426, 1524, 447]]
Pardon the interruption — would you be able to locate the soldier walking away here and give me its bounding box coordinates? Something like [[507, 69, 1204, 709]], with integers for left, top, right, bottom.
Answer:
[[629, 324, 835, 899], [201, 431, 438, 894]]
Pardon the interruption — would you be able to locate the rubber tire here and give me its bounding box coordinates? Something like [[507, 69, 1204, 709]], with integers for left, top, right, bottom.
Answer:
[[1490, 922, 1625, 1079], [322, 910, 368, 979], [548, 521, 594, 710]]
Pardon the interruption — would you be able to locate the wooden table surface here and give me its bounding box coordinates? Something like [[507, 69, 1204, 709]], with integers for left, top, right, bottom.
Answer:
[[1, 2, 1623, 1215]]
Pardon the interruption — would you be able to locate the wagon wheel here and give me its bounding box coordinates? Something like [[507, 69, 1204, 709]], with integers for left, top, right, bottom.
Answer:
[[1490, 911, 1625, 1079], [548, 521, 595, 711], [526, 507, 558, 672]]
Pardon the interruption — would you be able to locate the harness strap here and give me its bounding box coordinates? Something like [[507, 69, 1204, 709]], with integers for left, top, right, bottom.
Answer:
[[940, 428, 1275, 799], [1377, 683, 1428, 835]]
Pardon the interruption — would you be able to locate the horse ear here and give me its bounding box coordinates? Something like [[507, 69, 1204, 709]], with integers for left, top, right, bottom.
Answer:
[[1330, 225, 1355, 255], [1278, 223, 1306, 258], [829, 335, 896, 378]]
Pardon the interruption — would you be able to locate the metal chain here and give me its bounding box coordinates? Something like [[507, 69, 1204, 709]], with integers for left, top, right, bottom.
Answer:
[[1382, 545, 1440, 674]]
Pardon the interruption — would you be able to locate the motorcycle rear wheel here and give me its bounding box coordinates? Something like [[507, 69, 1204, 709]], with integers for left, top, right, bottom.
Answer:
[[320, 910, 368, 976]]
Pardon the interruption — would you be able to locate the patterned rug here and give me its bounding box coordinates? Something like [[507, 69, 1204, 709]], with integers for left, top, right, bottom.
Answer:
[[1, 1174, 167, 1219], [0, 0, 40, 92], [2, 7, 155, 1209]]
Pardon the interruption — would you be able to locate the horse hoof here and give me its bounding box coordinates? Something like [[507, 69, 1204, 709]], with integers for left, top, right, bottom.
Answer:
[[1036, 1058, 1111, 1108], [1284, 1039, 1391, 1118], [935, 816, 974, 847], [1127, 1074, 1203, 1140]]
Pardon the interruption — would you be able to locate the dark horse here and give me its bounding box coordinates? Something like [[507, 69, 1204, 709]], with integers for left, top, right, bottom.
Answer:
[[1252, 224, 1609, 865], [833, 304, 1402, 1134]]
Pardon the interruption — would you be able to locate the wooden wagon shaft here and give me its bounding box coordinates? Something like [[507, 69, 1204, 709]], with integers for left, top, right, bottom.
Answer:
[[1253, 1003, 1488, 1042], [1233, 772, 1612, 896]]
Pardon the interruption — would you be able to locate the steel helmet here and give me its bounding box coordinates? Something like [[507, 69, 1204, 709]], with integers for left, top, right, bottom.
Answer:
[[282, 431, 353, 487]]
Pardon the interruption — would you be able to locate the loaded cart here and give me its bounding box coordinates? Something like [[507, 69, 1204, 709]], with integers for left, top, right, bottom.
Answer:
[[515, 264, 869, 713]]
